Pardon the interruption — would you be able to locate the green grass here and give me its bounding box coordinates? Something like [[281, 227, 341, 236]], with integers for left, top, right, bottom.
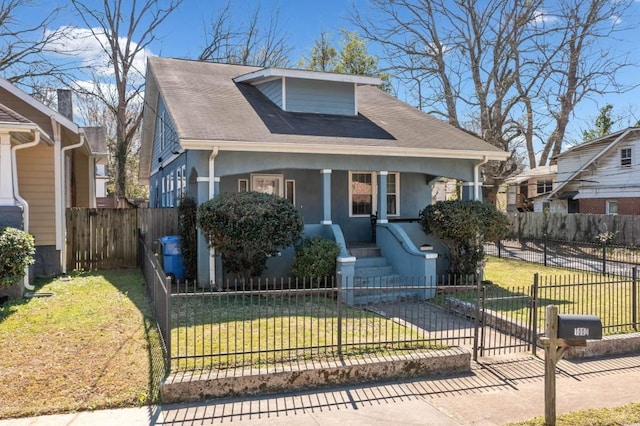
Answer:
[[508, 402, 640, 426], [0, 270, 164, 419], [171, 293, 443, 370], [483, 257, 637, 334]]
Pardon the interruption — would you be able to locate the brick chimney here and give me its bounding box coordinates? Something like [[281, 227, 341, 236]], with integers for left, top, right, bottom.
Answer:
[[56, 89, 73, 121]]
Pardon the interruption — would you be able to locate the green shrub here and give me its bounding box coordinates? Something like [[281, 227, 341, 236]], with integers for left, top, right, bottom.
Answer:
[[197, 191, 303, 281], [420, 200, 509, 276], [291, 236, 340, 282], [0, 227, 35, 287], [177, 197, 198, 282]]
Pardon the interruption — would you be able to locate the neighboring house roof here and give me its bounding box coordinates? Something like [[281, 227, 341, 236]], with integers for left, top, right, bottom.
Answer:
[[0, 102, 53, 145], [0, 102, 31, 124], [0, 77, 79, 135], [505, 165, 557, 185], [140, 57, 508, 182], [546, 127, 640, 199], [83, 126, 108, 156]]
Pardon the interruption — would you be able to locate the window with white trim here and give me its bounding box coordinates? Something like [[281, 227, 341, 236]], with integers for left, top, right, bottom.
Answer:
[[606, 200, 618, 215], [181, 165, 186, 197], [238, 179, 248, 192], [349, 172, 400, 217], [386, 173, 399, 215], [176, 167, 182, 202], [621, 148, 632, 167], [536, 179, 553, 194], [286, 179, 295, 204], [161, 176, 166, 207], [251, 174, 284, 196]]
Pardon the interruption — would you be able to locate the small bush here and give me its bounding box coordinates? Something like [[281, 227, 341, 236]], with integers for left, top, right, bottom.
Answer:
[[197, 191, 303, 281], [420, 200, 509, 276], [0, 227, 35, 287], [291, 236, 340, 282]]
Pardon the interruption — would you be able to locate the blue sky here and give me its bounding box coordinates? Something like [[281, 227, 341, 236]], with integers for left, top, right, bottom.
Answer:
[[13, 0, 640, 149]]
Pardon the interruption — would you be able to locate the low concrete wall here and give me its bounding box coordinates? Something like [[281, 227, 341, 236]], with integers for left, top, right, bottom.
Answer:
[[564, 332, 640, 359], [161, 348, 471, 403]]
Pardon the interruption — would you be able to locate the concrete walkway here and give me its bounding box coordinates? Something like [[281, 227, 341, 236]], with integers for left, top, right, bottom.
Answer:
[[3, 352, 640, 425]]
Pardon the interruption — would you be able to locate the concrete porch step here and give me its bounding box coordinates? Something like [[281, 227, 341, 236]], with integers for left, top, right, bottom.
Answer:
[[348, 242, 381, 258]]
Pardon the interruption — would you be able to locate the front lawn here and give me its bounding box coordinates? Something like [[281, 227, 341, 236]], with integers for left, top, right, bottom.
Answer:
[[0, 270, 163, 419]]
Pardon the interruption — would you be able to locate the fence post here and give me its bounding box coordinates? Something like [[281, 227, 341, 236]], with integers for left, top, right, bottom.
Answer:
[[498, 239, 502, 258], [602, 242, 607, 275], [531, 273, 539, 357], [543, 234, 548, 267], [336, 271, 343, 357], [633, 267, 638, 332], [165, 275, 172, 373], [472, 272, 482, 362]]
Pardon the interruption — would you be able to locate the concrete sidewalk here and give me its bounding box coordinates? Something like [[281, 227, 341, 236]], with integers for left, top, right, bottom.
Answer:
[[3, 352, 640, 425]]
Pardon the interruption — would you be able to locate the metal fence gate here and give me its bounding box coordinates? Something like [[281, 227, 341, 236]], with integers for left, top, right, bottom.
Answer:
[[429, 283, 535, 360]]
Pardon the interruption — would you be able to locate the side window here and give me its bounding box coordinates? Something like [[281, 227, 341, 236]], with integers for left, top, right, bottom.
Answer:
[[238, 179, 248, 192], [621, 148, 632, 167], [606, 200, 618, 215]]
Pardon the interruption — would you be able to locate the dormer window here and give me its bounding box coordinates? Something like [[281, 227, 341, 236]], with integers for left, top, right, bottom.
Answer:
[[621, 148, 632, 167], [234, 67, 380, 117]]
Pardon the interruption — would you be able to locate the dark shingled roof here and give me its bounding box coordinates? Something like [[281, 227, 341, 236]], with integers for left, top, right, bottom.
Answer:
[[83, 126, 108, 155], [0, 102, 32, 125], [146, 57, 506, 154]]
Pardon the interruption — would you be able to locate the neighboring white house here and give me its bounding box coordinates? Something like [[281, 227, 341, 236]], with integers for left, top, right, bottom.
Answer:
[[546, 127, 640, 214], [504, 165, 557, 213]]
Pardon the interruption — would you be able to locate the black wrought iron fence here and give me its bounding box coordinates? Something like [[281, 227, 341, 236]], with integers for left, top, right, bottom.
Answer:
[[533, 270, 640, 336], [486, 237, 640, 275]]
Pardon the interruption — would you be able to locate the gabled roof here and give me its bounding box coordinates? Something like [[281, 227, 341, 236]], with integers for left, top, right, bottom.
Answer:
[[0, 102, 53, 144], [82, 126, 108, 156], [0, 103, 31, 125], [0, 77, 79, 135], [140, 57, 509, 181], [546, 127, 640, 199], [505, 165, 557, 185]]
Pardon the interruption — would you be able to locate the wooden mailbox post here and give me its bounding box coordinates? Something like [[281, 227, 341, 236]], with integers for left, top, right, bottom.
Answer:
[[538, 305, 602, 426]]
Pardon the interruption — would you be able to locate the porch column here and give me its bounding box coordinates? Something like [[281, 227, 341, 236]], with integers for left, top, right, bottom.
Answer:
[[0, 132, 14, 204], [377, 171, 388, 223], [321, 169, 332, 224]]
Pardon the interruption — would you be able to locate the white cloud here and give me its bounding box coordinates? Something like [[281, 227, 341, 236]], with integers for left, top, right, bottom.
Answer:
[[609, 15, 623, 25], [47, 26, 151, 83], [532, 9, 557, 25]]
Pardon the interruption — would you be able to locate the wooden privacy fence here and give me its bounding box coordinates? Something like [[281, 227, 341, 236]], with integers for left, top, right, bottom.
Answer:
[[66, 208, 178, 271], [508, 212, 640, 246]]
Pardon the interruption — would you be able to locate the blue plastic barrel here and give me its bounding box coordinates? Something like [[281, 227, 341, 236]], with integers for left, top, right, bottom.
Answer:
[[158, 236, 184, 282]]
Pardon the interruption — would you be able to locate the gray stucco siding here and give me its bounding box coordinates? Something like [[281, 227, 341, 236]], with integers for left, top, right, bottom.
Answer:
[[211, 151, 477, 181], [285, 79, 355, 116], [255, 80, 283, 108]]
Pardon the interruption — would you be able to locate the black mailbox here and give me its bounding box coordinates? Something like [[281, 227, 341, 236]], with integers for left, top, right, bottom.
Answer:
[[557, 314, 602, 340]]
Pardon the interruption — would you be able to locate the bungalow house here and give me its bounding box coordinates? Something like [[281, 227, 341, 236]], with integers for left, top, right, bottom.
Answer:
[[504, 165, 557, 213], [0, 79, 101, 284], [139, 57, 509, 287], [546, 127, 640, 214]]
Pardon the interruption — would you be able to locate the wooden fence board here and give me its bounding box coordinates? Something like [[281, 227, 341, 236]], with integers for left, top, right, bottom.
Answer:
[[66, 208, 178, 271], [508, 212, 640, 245]]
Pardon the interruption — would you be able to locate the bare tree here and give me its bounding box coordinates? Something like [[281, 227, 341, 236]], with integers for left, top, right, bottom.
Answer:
[[70, 0, 182, 199], [0, 0, 75, 89], [199, 2, 292, 67], [352, 0, 637, 202]]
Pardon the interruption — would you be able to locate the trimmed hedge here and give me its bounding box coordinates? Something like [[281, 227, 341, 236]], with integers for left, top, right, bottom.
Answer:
[[0, 227, 35, 287]]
